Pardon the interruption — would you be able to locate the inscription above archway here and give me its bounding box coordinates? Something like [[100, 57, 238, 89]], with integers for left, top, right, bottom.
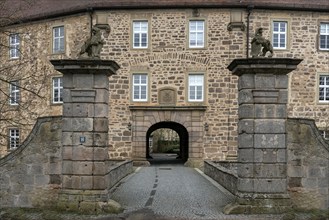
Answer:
[[159, 87, 176, 105]]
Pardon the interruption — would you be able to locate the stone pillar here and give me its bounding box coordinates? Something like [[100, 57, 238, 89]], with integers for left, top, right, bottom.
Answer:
[[225, 58, 302, 214], [50, 59, 119, 212]]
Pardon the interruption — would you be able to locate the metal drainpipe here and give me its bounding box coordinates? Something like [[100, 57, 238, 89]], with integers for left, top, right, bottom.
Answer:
[[87, 7, 93, 37], [246, 5, 254, 58]]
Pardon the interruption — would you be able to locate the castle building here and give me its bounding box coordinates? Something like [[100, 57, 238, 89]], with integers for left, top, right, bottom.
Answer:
[[0, 0, 328, 165]]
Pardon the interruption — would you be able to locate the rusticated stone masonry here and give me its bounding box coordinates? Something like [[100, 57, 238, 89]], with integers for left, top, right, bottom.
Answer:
[[51, 59, 120, 210], [224, 58, 302, 214]]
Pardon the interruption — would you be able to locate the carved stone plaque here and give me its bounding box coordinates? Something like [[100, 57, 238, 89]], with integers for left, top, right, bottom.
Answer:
[[159, 87, 176, 105]]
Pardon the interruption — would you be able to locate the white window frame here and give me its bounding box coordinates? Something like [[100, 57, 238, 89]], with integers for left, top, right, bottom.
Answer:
[[272, 21, 287, 49], [319, 23, 329, 50], [53, 26, 65, 53], [133, 21, 148, 49], [132, 74, 148, 101], [9, 80, 20, 105], [188, 74, 204, 102], [9, 128, 19, 150], [9, 33, 20, 59], [319, 75, 329, 103], [52, 77, 63, 104], [189, 20, 205, 48]]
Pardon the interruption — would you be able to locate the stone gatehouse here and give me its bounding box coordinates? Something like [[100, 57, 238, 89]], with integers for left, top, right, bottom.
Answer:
[[0, 1, 329, 165]]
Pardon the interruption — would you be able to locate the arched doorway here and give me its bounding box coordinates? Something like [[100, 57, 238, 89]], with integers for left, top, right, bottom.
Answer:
[[146, 122, 189, 164]]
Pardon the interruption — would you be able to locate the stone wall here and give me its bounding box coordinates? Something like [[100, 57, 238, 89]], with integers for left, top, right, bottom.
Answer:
[[0, 117, 62, 208], [287, 118, 329, 210], [205, 118, 329, 211], [0, 116, 133, 209], [1, 8, 328, 162], [204, 161, 238, 195]]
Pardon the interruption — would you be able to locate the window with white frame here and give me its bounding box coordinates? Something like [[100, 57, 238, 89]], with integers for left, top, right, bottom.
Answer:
[[189, 20, 205, 48], [9, 34, 20, 59], [188, 74, 204, 102], [319, 23, 329, 50], [9, 80, 20, 105], [9, 128, 19, 149], [53, 26, 65, 53], [272, 21, 287, 49], [132, 74, 148, 101], [319, 75, 329, 102], [133, 21, 148, 48], [52, 77, 63, 103]]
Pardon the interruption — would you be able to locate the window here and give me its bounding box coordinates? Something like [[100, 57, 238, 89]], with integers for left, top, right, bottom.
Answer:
[[133, 21, 148, 48], [132, 74, 148, 101], [319, 23, 329, 50], [9, 81, 20, 105], [188, 74, 204, 102], [272, 21, 287, 49], [189, 20, 205, 48], [9, 34, 20, 59], [9, 129, 19, 149], [53, 26, 65, 53], [319, 75, 329, 102], [52, 77, 63, 103]]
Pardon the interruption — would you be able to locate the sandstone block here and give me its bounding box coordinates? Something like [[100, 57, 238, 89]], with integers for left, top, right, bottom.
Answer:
[[73, 161, 93, 175], [254, 164, 286, 178], [94, 73, 109, 89], [254, 104, 287, 118], [238, 119, 254, 134], [238, 149, 253, 163], [238, 74, 254, 90], [81, 176, 93, 189], [93, 162, 106, 175], [255, 74, 275, 89], [275, 75, 288, 89], [93, 176, 106, 190], [254, 119, 286, 134], [72, 146, 93, 161], [254, 179, 286, 193], [62, 161, 73, 174], [237, 178, 254, 192], [94, 104, 109, 118], [73, 73, 93, 89], [238, 133, 253, 148], [238, 89, 253, 104], [72, 103, 89, 117], [254, 134, 286, 148], [238, 163, 254, 178], [95, 89, 109, 103], [94, 133, 109, 147], [72, 118, 93, 132], [238, 104, 254, 119], [94, 118, 109, 132]]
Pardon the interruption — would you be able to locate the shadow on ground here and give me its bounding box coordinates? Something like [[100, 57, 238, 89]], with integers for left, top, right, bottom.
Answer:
[[148, 153, 185, 165]]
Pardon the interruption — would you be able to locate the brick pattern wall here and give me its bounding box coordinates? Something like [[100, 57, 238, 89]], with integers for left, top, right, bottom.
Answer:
[[0, 9, 328, 161]]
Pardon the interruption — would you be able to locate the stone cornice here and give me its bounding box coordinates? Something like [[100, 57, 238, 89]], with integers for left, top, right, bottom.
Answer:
[[129, 105, 207, 111]]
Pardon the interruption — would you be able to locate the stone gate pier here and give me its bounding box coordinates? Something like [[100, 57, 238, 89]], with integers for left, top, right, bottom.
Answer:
[[51, 59, 121, 212], [224, 58, 302, 213]]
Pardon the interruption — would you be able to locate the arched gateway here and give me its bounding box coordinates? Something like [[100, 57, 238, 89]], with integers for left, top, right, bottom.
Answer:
[[146, 121, 188, 163], [129, 106, 206, 166]]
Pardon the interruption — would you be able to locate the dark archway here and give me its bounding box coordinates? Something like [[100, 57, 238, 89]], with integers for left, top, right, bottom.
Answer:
[[146, 121, 189, 164]]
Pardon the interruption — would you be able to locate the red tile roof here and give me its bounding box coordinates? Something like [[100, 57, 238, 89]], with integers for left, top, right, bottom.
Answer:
[[3, 0, 329, 25]]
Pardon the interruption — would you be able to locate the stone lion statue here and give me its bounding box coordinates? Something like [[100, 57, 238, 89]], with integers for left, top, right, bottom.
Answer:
[[251, 28, 273, 58], [79, 26, 104, 59]]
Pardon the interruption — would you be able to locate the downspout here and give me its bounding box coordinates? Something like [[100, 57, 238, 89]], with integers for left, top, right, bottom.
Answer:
[[87, 7, 94, 37], [246, 5, 254, 58]]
